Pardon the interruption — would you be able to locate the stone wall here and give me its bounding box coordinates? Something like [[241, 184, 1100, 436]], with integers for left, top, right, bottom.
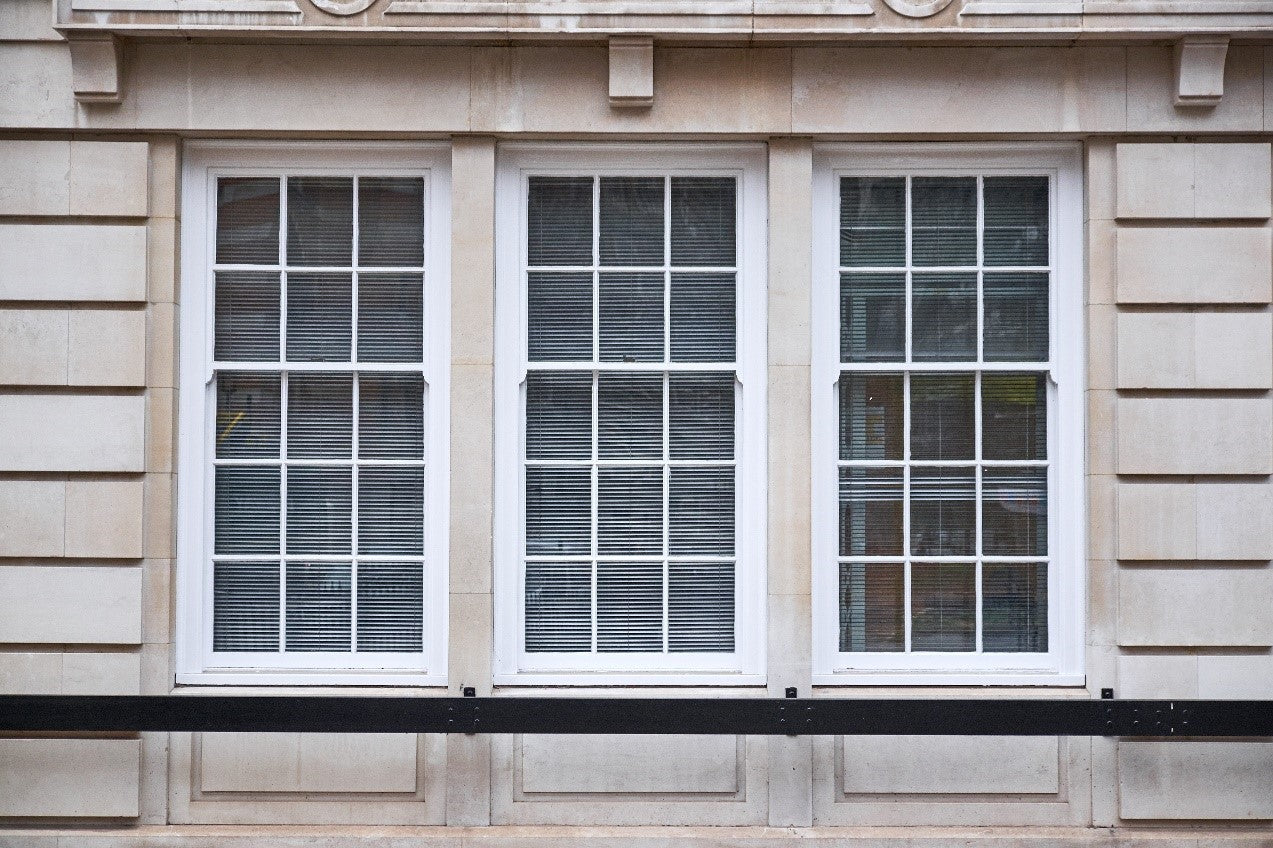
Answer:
[[0, 0, 1271, 841]]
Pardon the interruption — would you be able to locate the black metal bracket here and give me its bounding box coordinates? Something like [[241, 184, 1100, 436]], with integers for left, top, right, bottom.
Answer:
[[0, 696, 1269, 737]]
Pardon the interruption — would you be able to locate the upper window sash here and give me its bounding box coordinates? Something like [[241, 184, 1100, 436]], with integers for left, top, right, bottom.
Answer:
[[810, 144, 1085, 687], [493, 145, 768, 686]]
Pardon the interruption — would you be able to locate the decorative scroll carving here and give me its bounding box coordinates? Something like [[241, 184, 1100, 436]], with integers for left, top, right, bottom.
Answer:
[[880, 0, 957, 17], [308, 0, 376, 14]]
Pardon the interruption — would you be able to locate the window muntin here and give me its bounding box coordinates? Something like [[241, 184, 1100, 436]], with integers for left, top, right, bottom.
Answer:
[[179, 144, 449, 685], [495, 147, 766, 684], [813, 146, 1083, 685]]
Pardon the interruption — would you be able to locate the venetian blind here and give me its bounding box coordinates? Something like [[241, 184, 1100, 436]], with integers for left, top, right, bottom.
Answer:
[[837, 174, 1050, 656], [211, 174, 428, 659], [523, 174, 739, 656]]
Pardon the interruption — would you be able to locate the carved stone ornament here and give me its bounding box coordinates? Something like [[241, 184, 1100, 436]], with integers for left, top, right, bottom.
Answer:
[[880, 0, 958, 17], [308, 0, 377, 15]]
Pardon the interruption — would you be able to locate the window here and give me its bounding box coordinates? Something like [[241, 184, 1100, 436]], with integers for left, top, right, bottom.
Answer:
[[812, 145, 1084, 686], [177, 143, 449, 685], [494, 145, 766, 685]]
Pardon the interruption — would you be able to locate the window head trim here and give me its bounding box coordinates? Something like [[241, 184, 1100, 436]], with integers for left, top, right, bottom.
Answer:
[[810, 143, 1085, 687], [176, 141, 451, 686]]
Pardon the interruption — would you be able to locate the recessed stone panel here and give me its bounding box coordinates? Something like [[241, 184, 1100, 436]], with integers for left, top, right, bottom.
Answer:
[[520, 734, 740, 794], [1120, 741, 1273, 820], [841, 736, 1060, 795]]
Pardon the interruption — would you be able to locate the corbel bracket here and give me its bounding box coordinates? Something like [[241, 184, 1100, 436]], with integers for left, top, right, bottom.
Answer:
[[1174, 36, 1228, 109], [609, 36, 654, 109], [68, 34, 124, 105]]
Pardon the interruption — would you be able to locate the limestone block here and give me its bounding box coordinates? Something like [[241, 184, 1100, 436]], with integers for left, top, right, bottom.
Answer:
[[0, 140, 148, 217], [0, 394, 145, 473], [1116, 396, 1272, 475], [0, 44, 77, 130], [1116, 144, 1193, 219], [1116, 227, 1272, 304], [520, 735, 739, 794], [1194, 143, 1273, 219], [1116, 483, 1196, 560], [68, 309, 147, 387], [0, 224, 147, 302], [1116, 143, 1272, 219], [65, 478, 145, 559], [841, 736, 1059, 794], [1, 0, 64, 42], [0, 738, 140, 817], [0, 309, 67, 385], [1119, 741, 1273, 819], [1198, 655, 1273, 698], [199, 733, 417, 793], [0, 479, 64, 557], [1117, 311, 1273, 389], [0, 565, 142, 644], [1116, 654, 1197, 699], [1195, 483, 1273, 560], [1117, 568, 1273, 647], [0, 652, 141, 695], [0, 140, 70, 215]]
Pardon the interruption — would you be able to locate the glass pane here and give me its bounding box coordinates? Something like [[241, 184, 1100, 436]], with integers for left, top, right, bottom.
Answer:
[[909, 467, 975, 556], [597, 561, 663, 652], [982, 373, 1047, 461], [599, 177, 664, 266], [528, 271, 592, 361], [599, 272, 664, 362], [910, 373, 974, 460], [598, 372, 662, 460], [286, 466, 352, 555], [912, 177, 976, 266], [284, 561, 351, 651], [669, 467, 734, 555], [356, 561, 423, 653], [597, 466, 662, 555], [525, 467, 590, 555], [213, 561, 279, 652], [983, 562, 1048, 653], [670, 373, 734, 460], [214, 466, 280, 555], [840, 177, 905, 267], [984, 176, 1048, 267], [525, 560, 591, 652], [216, 372, 280, 459], [912, 272, 976, 361], [911, 562, 975, 651], [216, 177, 279, 265], [286, 272, 352, 361], [287, 177, 353, 267], [840, 272, 905, 362], [528, 176, 593, 267], [215, 271, 280, 361], [670, 177, 735, 266], [983, 467, 1048, 556], [984, 272, 1048, 361], [359, 467, 424, 555], [358, 177, 424, 267], [358, 272, 423, 362], [671, 273, 735, 362], [838, 373, 902, 461], [669, 561, 734, 652], [838, 562, 903, 652], [838, 467, 903, 556], [287, 373, 352, 459], [526, 372, 592, 461], [359, 373, 425, 460]]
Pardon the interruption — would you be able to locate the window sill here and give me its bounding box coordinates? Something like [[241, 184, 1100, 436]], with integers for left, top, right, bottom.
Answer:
[[812, 672, 1087, 688], [493, 672, 767, 687], [176, 671, 447, 688]]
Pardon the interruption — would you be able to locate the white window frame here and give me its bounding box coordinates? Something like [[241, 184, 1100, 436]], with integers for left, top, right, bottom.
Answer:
[[176, 141, 450, 686], [811, 143, 1085, 687], [493, 143, 767, 686]]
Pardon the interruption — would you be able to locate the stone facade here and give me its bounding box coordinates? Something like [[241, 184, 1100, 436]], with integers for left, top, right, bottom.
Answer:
[[1, 0, 1272, 842]]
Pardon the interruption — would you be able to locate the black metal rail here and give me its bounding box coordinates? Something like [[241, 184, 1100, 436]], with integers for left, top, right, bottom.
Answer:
[[1, 696, 1271, 736]]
